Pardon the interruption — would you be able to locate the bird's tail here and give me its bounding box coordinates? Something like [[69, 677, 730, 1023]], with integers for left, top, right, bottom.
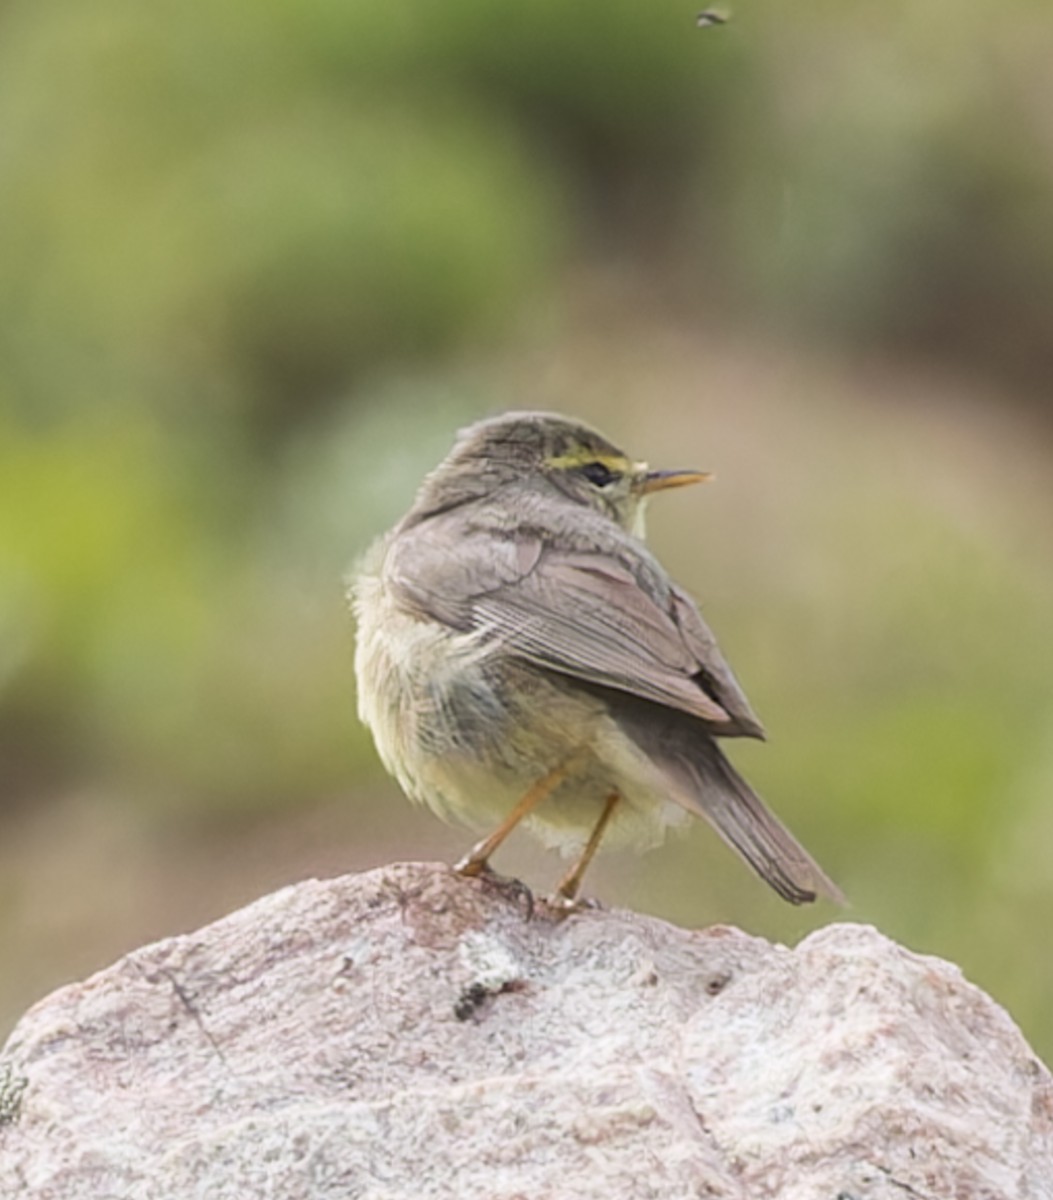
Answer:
[[687, 741, 843, 904], [621, 706, 843, 904]]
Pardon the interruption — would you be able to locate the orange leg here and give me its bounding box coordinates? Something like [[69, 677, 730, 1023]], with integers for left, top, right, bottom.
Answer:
[[552, 791, 620, 905], [454, 761, 571, 877]]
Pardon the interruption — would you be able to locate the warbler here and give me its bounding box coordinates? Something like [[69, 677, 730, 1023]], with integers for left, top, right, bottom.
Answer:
[[351, 411, 841, 910]]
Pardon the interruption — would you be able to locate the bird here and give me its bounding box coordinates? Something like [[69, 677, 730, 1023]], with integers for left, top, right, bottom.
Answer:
[[350, 411, 841, 912]]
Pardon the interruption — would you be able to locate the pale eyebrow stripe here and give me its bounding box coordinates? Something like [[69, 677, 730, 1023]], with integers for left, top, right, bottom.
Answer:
[[546, 451, 631, 472]]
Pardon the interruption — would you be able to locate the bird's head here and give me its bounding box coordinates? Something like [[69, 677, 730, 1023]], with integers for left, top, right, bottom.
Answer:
[[406, 411, 710, 536]]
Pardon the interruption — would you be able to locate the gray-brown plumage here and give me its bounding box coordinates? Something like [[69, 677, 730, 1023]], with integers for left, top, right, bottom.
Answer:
[[352, 411, 841, 908]]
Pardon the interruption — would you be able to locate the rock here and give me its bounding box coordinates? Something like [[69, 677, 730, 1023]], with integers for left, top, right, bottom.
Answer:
[[0, 861, 1050, 1199]]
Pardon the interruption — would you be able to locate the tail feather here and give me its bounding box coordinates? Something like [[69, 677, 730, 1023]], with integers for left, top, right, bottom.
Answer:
[[689, 744, 844, 905], [613, 696, 843, 905]]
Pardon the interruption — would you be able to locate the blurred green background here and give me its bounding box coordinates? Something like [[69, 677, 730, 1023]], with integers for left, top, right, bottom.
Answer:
[[3, 0, 1053, 1058]]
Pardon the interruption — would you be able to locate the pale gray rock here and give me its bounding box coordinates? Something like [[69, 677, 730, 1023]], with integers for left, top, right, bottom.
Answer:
[[1, 861, 1051, 1199]]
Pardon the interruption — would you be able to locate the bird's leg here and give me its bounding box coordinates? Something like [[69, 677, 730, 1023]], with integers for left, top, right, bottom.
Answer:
[[548, 791, 620, 913], [454, 760, 571, 878]]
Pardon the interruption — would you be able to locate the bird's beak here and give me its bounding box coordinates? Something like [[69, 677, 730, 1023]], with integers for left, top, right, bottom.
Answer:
[[639, 468, 713, 495]]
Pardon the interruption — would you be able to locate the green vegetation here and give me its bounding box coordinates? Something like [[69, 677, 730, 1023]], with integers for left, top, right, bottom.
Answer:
[[1, 0, 1052, 1058]]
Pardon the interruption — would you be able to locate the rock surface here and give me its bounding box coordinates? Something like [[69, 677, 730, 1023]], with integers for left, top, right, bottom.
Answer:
[[1, 861, 1051, 1199]]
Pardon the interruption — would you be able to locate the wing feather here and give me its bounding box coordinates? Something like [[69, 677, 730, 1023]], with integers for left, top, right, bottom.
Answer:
[[473, 555, 733, 725], [388, 522, 764, 738]]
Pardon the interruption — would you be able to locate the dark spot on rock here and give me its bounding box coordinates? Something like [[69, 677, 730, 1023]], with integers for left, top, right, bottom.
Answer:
[[0, 1065, 28, 1127], [705, 970, 732, 995], [454, 982, 490, 1021]]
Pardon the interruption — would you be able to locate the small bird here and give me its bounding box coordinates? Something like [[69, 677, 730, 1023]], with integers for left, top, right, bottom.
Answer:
[[351, 412, 841, 911]]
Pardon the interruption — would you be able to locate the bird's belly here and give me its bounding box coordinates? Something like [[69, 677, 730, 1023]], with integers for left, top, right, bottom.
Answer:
[[353, 575, 688, 855]]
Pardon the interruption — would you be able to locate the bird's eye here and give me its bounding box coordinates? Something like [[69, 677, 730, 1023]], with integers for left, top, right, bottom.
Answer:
[[581, 461, 618, 488]]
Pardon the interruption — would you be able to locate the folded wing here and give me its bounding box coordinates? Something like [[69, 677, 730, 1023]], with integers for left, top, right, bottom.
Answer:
[[390, 526, 763, 738]]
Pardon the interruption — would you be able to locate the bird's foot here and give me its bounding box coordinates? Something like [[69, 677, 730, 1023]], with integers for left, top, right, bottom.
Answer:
[[540, 891, 604, 921], [454, 859, 534, 918], [453, 850, 486, 877]]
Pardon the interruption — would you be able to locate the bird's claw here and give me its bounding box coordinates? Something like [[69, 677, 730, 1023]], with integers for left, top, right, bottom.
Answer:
[[455, 860, 535, 918], [540, 891, 604, 920]]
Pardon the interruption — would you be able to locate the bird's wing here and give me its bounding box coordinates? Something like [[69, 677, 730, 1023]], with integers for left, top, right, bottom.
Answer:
[[667, 583, 765, 736], [389, 526, 764, 736]]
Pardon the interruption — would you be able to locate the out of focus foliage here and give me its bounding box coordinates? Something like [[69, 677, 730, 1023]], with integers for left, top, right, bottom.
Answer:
[[2, 0, 1053, 1055]]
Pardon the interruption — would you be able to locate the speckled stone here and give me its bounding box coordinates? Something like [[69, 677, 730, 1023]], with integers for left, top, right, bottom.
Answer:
[[1, 862, 1051, 1199]]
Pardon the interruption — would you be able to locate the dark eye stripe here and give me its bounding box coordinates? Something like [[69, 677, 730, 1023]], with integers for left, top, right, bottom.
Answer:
[[581, 461, 617, 487]]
